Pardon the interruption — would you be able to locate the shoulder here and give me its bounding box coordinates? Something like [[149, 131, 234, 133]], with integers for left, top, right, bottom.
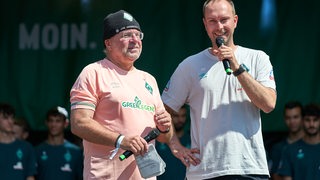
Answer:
[[15, 139, 33, 148], [284, 139, 304, 152], [182, 49, 210, 64], [35, 142, 48, 150], [290, 139, 304, 146], [136, 69, 155, 79], [236, 46, 269, 62], [175, 49, 212, 73], [12, 140, 35, 154], [81, 59, 107, 73], [237, 46, 267, 55], [73, 59, 108, 86], [63, 140, 82, 151]]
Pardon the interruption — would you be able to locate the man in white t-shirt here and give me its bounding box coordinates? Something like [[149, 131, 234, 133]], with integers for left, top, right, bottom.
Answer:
[[70, 10, 173, 179], [161, 0, 277, 179]]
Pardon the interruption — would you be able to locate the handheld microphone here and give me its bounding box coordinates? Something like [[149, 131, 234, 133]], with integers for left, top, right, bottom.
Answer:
[[215, 37, 232, 75], [119, 128, 160, 161]]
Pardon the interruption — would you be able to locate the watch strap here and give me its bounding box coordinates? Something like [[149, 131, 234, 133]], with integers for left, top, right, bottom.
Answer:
[[233, 64, 248, 76]]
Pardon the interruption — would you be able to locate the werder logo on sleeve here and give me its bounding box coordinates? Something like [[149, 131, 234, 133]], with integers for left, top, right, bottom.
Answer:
[[145, 82, 153, 95]]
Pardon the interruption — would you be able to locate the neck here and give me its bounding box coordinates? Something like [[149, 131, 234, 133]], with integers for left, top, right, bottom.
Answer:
[[0, 132, 15, 143], [287, 130, 304, 144], [106, 56, 134, 71], [47, 134, 65, 145], [303, 133, 320, 145]]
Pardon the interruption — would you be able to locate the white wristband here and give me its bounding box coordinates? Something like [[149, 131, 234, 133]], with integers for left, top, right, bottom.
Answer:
[[116, 135, 125, 148], [110, 135, 125, 160]]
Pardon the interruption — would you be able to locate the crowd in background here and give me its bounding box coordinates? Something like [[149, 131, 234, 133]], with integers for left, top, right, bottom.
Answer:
[[1, 101, 319, 179], [0, 103, 83, 180]]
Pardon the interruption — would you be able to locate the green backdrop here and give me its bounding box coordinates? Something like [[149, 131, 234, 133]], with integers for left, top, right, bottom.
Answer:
[[1, 0, 320, 131]]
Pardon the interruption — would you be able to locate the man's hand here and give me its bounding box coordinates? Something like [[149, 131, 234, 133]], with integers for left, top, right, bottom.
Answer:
[[154, 110, 172, 132], [169, 135, 201, 167], [120, 135, 148, 156]]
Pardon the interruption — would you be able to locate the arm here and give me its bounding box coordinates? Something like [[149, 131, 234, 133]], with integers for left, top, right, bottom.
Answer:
[[168, 133, 200, 167], [164, 104, 201, 167], [70, 108, 149, 156], [236, 71, 276, 113], [154, 109, 174, 143], [214, 45, 276, 113], [71, 108, 121, 146]]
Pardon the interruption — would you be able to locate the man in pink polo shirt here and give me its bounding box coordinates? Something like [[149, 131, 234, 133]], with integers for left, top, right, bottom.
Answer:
[[70, 10, 173, 179]]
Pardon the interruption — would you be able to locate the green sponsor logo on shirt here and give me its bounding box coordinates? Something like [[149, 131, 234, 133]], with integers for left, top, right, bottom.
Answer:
[[296, 149, 304, 159], [121, 96, 155, 112], [41, 151, 48, 160], [16, 149, 23, 160], [64, 150, 71, 162]]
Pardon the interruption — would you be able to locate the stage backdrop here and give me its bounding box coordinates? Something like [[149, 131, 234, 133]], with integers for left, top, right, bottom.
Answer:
[[1, 0, 320, 131]]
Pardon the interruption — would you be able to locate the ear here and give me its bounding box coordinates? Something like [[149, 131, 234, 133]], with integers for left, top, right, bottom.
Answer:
[[202, 17, 207, 30], [104, 39, 112, 50], [234, 15, 238, 28], [22, 132, 29, 140], [64, 119, 69, 128]]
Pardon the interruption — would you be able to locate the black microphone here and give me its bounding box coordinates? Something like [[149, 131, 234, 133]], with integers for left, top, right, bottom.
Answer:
[[215, 37, 232, 75], [119, 128, 160, 161]]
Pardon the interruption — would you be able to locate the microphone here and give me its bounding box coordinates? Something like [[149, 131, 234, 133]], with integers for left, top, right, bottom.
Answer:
[[119, 128, 160, 161], [215, 37, 232, 75]]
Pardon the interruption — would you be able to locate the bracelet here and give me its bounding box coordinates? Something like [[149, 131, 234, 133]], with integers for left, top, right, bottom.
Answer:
[[156, 126, 170, 134], [116, 135, 125, 148], [110, 134, 124, 160], [114, 134, 124, 148]]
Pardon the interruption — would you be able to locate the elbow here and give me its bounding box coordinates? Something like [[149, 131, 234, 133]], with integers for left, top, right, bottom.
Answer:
[[262, 100, 276, 113], [262, 89, 277, 113], [70, 124, 77, 136], [70, 118, 81, 137], [262, 105, 275, 113]]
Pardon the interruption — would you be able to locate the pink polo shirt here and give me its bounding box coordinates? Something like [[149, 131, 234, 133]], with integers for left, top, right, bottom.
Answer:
[[70, 58, 164, 179]]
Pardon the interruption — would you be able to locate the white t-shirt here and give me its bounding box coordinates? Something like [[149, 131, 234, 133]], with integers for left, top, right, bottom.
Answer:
[[162, 46, 276, 179]]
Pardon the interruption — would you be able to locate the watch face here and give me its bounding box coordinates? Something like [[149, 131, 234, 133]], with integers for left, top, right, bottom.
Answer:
[[241, 64, 249, 72]]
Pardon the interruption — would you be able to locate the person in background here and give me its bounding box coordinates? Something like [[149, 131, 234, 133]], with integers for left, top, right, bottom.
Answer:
[[269, 101, 304, 180], [161, 0, 277, 179], [13, 117, 30, 140], [35, 106, 83, 180], [0, 103, 37, 180], [70, 10, 173, 179], [277, 103, 320, 180], [156, 104, 191, 180]]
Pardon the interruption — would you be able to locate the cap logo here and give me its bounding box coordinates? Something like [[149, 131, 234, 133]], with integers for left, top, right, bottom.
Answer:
[[57, 106, 68, 118], [123, 12, 134, 21], [103, 10, 141, 41]]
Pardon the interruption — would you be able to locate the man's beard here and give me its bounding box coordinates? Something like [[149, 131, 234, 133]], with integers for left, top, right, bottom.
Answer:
[[174, 125, 185, 132], [304, 127, 319, 137]]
